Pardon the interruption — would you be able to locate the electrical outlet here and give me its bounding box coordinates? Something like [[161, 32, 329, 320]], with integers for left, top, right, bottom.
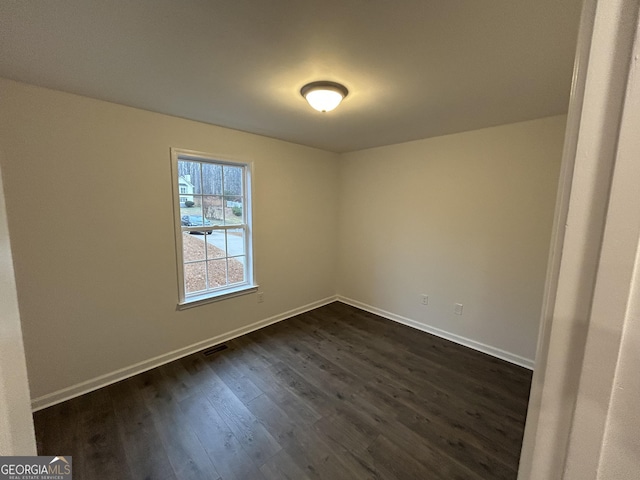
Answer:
[[420, 294, 429, 305], [257, 292, 264, 303], [454, 303, 463, 315]]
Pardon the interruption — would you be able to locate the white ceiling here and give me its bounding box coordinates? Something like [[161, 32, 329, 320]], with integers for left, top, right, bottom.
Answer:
[[0, 1, 583, 152]]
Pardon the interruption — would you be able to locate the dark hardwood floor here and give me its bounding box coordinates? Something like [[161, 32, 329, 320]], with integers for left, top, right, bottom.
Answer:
[[34, 302, 532, 479]]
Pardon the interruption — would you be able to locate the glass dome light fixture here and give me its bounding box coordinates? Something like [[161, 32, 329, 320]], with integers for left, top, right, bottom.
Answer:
[[300, 81, 349, 112]]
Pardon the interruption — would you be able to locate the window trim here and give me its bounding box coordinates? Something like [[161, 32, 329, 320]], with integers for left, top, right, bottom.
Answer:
[[170, 148, 256, 307]]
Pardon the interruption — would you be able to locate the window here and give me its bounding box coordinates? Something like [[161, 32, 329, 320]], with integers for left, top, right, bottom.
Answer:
[[171, 149, 255, 306]]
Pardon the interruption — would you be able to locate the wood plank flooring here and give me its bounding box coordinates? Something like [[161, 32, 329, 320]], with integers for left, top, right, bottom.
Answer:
[[33, 302, 532, 479]]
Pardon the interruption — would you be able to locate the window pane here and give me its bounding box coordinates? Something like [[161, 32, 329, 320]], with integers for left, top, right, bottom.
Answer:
[[205, 232, 225, 259], [185, 262, 206, 294], [202, 163, 223, 195], [202, 195, 224, 226], [228, 256, 246, 284], [207, 259, 227, 289], [180, 195, 204, 228], [182, 232, 206, 262], [224, 196, 244, 224], [178, 161, 202, 194], [226, 228, 245, 257], [223, 165, 243, 196], [174, 153, 252, 303]]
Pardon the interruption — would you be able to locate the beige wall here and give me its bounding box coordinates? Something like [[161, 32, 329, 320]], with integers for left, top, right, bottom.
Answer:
[[0, 79, 339, 403], [337, 116, 566, 364], [0, 161, 36, 455]]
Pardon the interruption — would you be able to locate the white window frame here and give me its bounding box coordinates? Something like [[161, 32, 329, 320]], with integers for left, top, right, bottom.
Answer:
[[170, 148, 256, 308]]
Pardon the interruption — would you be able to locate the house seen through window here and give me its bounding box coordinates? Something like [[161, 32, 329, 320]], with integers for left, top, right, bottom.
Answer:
[[171, 149, 255, 305]]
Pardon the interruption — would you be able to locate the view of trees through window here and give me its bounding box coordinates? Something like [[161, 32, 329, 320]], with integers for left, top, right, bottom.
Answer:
[[178, 160, 242, 197], [177, 160, 244, 225], [174, 153, 252, 301]]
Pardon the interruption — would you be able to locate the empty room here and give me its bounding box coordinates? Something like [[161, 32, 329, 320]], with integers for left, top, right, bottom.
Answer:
[[2, 1, 639, 479]]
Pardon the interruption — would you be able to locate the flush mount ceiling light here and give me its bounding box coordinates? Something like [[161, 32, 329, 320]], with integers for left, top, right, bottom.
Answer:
[[300, 81, 349, 112]]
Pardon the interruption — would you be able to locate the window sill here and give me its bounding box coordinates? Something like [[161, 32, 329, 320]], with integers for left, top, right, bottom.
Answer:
[[177, 284, 259, 310]]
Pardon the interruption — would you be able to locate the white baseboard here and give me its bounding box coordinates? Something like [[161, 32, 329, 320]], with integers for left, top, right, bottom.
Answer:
[[32, 294, 533, 410], [336, 296, 534, 370], [31, 295, 339, 411]]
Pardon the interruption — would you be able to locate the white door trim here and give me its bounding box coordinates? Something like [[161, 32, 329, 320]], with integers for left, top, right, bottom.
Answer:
[[518, 0, 640, 478]]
